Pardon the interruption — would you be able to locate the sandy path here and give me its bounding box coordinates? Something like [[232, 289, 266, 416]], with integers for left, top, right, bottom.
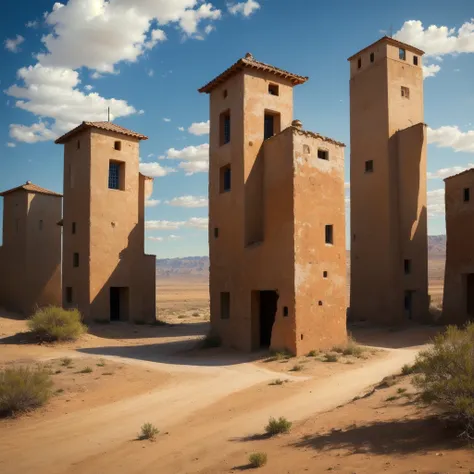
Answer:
[[0, 346, 421, 474]]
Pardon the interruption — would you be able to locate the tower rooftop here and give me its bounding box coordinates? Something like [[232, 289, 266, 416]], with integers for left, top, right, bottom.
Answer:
[[55, 121, 148, 144], [347, 36, 425, 61], [198, 53, 308, 94], [0, 181, 62, 197]]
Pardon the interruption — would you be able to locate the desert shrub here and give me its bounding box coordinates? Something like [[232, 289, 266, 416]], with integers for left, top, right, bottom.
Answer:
[[401, 362, 421, 376], [60, 357, 73, 367], [397, 387, 407, 394], [201, 334, 221, 349], [332, 336, 364, 357], [270, 379, 284, 386], [270, 349, 293, 360], [324, 353, 339, 363], [414, 323, 474, 439], [386, 395, 399, 402], [96, 359, 106, 367], [306, 350, 318, 357], [139, 422, 159, 440], [28, 306, 86, 341], [290, 364, 303, 372], [265, 416, 292, 436], [249, 452, 267, 468], [0, 366, 53, 416], [78, 367, 92, 374]]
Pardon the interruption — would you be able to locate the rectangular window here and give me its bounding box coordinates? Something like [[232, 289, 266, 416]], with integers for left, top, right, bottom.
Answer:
[[264, 114, 274, 140], [220, 110, 231, 145], [108, 161, 124, 190], [66, 287, 73, 304], [73, 252, 79, 268], [404, 259, 411, 275], [220, 292, 230, 319], [464, 188, 470, 202], [413, 55, 418, 66], [283, 306, 289, 317], [401, 86, 410, 99], [325, 225, 333, 245], [39, 220, 43, 231], [399, 48, 406, 60], [365, 160, 374, 173], [114, 141, 122, 151], [370, 52, 374, 63], [220, 164, 231, 193], [72, 222, 76, 234], [317, 149, 329, 160], [268, 83, 279, 96], [357, 58, 361, 69], [214, 227, 219, 238]]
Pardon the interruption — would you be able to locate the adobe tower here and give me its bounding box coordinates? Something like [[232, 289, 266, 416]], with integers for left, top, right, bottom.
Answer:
[[199, 54, 347, 355], [348, 37, 429, 323], [55, 122, 156, 323]]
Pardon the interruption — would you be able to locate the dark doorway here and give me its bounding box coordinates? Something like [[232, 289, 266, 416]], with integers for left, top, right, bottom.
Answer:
[[404, 290, 413, 320], [110, 287, 129, 321], [259, 290, 278, 348], [466, 274, 474, 317]]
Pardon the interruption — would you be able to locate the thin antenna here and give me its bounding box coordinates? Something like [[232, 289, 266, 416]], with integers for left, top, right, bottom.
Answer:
[[107, 107, 110, 122], [389, 24, 393, 38]]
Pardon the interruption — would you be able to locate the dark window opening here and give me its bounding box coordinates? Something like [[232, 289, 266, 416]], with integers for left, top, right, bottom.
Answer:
[[464, 188, 470, 202], [323, 271, 328, 278], [399, 48, 406, 60], [72, 222, 76, 234], [283, 306, 288, 317], [214, 227, 219, 238], [467, 274, 474, 317], [325, 224, 333, 245], [108, 161, 124, 190], [220, 110, 231, 145], [220, 292, 230, 319], [268, 83, 279, 96], [365, 160, 374, 173], [264, 114, 274, 140], [413, 55, 418, 66], [318, 300, 323, 306], [73, 252, 79, 268], [220, 164, 231, 193], [77, 140, 80, 150], [223, 89, 228, 98], [401, 86, 410, 99], [353, 233, 356, 241], [300, 334, 304, 340], [259, 290, 278, 348], [66, 287, 73, 304], [39, 220, 43, 230], [370, 52, 374, 63], [318, 149, 329, 160], [114, 141, 121, 151], [110, 287, 129, 321], [404, 259, 412, 275], [357, 58, 361, 69]]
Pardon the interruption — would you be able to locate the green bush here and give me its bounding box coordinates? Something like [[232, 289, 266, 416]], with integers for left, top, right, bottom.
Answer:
[[139, 422, 159, 440], [78, 367, 93, 374], [249, 452, 267, 468], [265, 416, 292, 436], [0, 366, 53, 416], [290, 364, 303, 372], [324, 353, 339, 363], [28, 306, 87, 341], [414, 323, 474, 438], [60, 357, 73, 367], [306, 350, 318, 357]]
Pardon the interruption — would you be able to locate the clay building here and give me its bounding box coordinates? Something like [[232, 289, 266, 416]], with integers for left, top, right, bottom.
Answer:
[[199, 54, 347, 355], [55, 121, 156, 323], [0, 182, 62, 314], [442, 169, 474, 323], [348, 37, 429, 324]]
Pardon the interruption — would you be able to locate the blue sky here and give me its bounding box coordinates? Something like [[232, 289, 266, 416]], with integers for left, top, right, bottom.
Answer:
[[1, 0, 473, 258]]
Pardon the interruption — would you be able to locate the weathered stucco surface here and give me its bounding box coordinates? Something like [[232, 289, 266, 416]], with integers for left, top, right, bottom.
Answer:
[[349, 38, 429, 324], [0, 188, 61, 314]]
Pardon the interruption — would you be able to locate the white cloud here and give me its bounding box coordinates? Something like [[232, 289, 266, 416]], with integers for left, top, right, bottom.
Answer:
[[9, 122, 57, 144], [423, 63, 441, 78], [147, 234, 181, 241], [163, 117, 171, 122], [138, 109, 145, 115], [145, 198, 161, 207], [204, 25, 215, 34], [166, 196, 208, 208], [145, 217, 208, 230], [5, 35, 25, 53], [165, 143, 209, 175], [147, 153, 154, 158], [228, 0, 260, 17], [91, 71, 102, 79], [148, 236, 164, 241], [427, 164, 474, 180], [169, 234, 181, 240], [147, 69, 154, 77], [26, 20, 39, 28], [84, 84, 94, 91], [427, 188, 445, 217], [6, 142, 16, 148], [178, 161, 209, 175], [178, 126, 185, 131], [428, 126, 474, 153], [139, 162, 175, 177], [186, 217, 208, 229], [188, 120, 210, 135]]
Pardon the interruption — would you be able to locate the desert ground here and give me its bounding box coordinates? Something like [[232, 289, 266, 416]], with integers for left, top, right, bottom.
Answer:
[[1, 258, 472, 474]]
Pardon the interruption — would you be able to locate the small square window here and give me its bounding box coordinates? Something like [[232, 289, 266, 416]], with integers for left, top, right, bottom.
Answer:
[[66, 287, 73, 304], [72, 222, 76, 234], [114, 141, 121, 151], [323, 271, 328, 278], [399, 48, 406, 61], [268, 83, 279, 96], [357, 58, 361, 69], [401, 86, 410, 99], [365, 160, 374, 173], [325, 225, 333, 245], [318, 149, 329, 160], [413, 56, 418, 66], [220, 164, 231, 193], [464, 188, 470, 202], [73, 252, 79, 268], [220, 292, 230, 319], [39, 220, 43, 230], [404, 259, 411, 275], [283, 306, 289, 317], [370, 52, 374, 63], [214, 227, 219, 238]]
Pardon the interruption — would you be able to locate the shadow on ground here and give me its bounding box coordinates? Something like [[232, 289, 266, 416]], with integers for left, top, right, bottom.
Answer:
[[292, 416, 463, 455]]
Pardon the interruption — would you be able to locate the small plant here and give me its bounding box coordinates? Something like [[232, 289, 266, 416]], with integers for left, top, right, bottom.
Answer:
[[178, 315, 187, 319], [78, 367, 93, 374], [306, 350, 318, 357], [324, 353, 339, 363], [192, 312, 200, 317], [54, 369, 62, 374], [271, 349, 293, 360], [201, 334, 221, 349], [0, 366, 53, 417], [249, 452, 268, 468], [55, 388, 64, 395], [386, 395, 399, 402], [60, 357, 73, 367], [265, 416, 292, 436], [397, 387, 407, 394], [270, 379, 284, 386], [96, 359, 106, 367], [290, 364, 303, 372], [28, 306, 87, 342], [401, 363, 420, 376], [139, 422, 159, 440], [102, 372, 114, 376]]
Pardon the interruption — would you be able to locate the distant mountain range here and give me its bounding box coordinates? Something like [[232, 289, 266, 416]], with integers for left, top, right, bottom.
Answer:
[[156, 235, 446, 278]]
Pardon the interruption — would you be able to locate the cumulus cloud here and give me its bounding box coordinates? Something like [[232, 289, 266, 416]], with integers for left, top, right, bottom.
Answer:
[[427, 164, 474, 180], [428, 126, 474, 153], [139, 161, 175, 177], [166, 196, 208, 208], [163, 117, 171, 122], [147, 69, 154, 77], [427, 188, 445, 217], [147, 234, 181, 241], [145, 217, 208, 230], [188, 120, 210, 135], [178, 126, 184, 131], [145, 198, 161, 207], [5, 35, 25, 53], [165, 143, 209, 175], [6, 142, 16, 148], [228, 0, 260, 17], [186, 217, 208, 229], [26, 20, 39, 28], [9, 122, 56, 143], [423, 64, 441, 78], [84, 84, 94, 91]]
